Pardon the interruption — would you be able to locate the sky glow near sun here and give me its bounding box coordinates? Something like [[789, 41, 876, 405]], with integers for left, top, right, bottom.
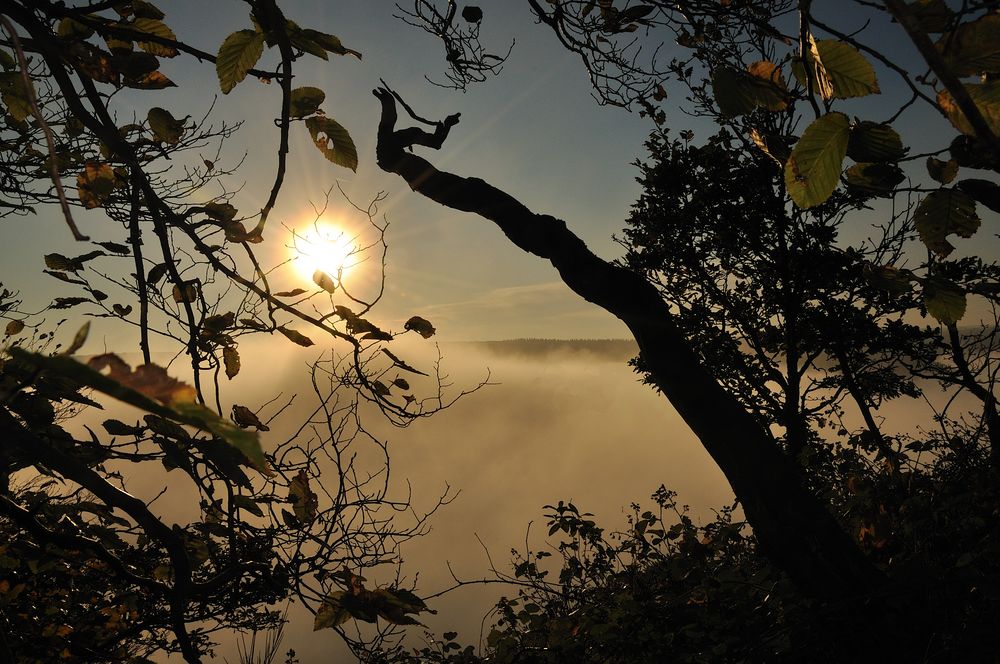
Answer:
[[289, 221, 359, 287]]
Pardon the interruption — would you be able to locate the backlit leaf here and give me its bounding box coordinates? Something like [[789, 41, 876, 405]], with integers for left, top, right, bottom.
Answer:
[[938, 83, 1000, 136], [844, 162, 904, 197], [955, 179, 1000, 213], [305, 116, 358, 171], [794, 38, 879, 99], [314, 591, 352, 629], [216, 29, 264, 94], [863, 264, 912, 295], [0, 72, 31, 122], [927, 157, 959, 184], [289, 86, 325, 118], [273, 288, 307, 297], [914, 189, 980, 257], [147, 107, 184, 144], [784, 112, 850, 208], [76, 161, 117, 209], [847, 122, 906, 162], [5, 320, 24, 336], [938, 14, 1000, 77], [132, 18, 178, 57], [223, 346, 240, 379], [924, 276, 966, 325], [313, 270, 337, 293], [278, 325, 314, 347], [288, 469, 318, 524], [907, 0, 953, 33]]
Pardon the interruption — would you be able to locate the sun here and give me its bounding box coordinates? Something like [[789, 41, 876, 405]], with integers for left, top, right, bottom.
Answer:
[[289, 221, 359, 288]]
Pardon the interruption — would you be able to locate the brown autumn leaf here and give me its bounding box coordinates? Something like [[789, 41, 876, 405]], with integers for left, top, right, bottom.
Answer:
[[278, 326, 314, 347], [223, 346, 240, 379], [87, 353, 197, 405], [231, 404, 269, 431]]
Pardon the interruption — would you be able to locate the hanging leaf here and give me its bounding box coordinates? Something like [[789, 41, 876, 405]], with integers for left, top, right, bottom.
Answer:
[[231, 494, 263, 517], [955, 179, 1000, 213], [113, 303, 133, 316], [937, 14, 1000, 77], [304, 116, 358, 171], [923, 276, 966, 325], [76, 161, 117, 209], [313, 270, 337, 293], [232, 404, 269, 431], [793, 38, 879, 99], [146, 262, 168, 285], [278, 325, 314, 347], [4, 320, 24, 336], [784, 112, 850, 208], [0, 72, 31, 122], [125, 70, 175, 89], [216, 29, 264, 94], [289, 86, 325, 118], [926, 157, 959, 184], [57, 17, 94, 39], [147, 107, 184, 144], [938, 83, 1000, 136], [172, 282, 198, 303], [223, 346, 240, 379], [131, 18, 178, 57], [288, 470, 318, 523], [392, 378, 410, 391], [404, 316, 436, 339], [314, 591, 352, 630], [64, 321, 90, 356], [132, 0, 165, 20], [300, 30, 362, 59], [914, 189, 980, 257], [844, 162, 905, 197], [203, 201, 237, 221], [744, 60, 788, 111], [711, 67, 758, 117], [847, 122, 906, 163], [274, 287, 308, 297]]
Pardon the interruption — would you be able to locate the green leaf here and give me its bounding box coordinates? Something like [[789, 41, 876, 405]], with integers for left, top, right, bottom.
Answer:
[[847, 122, 906, 163], [926, 157, 958, 184], [131, 18, 178, 57], [938, 83, 1000, 136], [0, 72, 31, 122], [289, 86, 325, 118], [794, 39, 879, 99], [844, 162, 905, 197], [8, 348, 267, 471], [57, 18, 94, 39], [923, 276, 966, 325], [914, 189, 980, 257], [299, 29, 362, 59], [216, 29, 264, 94], [784, 112, 850, 208], [147, 107, 184, 144], [304, 116, 358, 171], [938, 14, 1000, 77]]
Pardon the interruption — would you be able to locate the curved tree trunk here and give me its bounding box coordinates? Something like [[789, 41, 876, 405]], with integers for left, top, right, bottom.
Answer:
[[373, 88, 885, 599]]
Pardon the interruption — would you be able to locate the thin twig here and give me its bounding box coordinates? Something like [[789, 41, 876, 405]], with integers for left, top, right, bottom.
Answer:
[[0, 15, 88, 241]]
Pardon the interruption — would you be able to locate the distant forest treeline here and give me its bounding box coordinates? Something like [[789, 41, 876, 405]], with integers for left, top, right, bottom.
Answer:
[[458, 339, 639, 362]]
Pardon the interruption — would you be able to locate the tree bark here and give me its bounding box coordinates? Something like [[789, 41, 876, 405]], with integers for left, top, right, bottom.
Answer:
[[373, 88, 885, 599]]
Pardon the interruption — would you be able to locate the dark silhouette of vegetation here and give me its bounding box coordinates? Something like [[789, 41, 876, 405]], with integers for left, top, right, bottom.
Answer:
[[0, 2, 472, 661], [368, 0, 1000, 660]]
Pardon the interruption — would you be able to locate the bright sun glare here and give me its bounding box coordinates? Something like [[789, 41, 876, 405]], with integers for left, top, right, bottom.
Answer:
[[290, 222, 359, 287]]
